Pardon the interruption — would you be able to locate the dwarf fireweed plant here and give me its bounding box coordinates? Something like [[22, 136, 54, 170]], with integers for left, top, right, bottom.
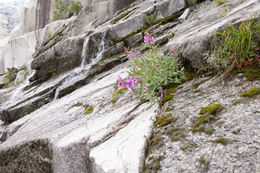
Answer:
[[208, 17, 260, 71], [117, 33, 186, 102]]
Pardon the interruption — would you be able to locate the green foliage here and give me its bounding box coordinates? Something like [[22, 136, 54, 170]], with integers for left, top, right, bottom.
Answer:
[[145, 14, 157, 26], [208, 18, 260, 71], [240, 88, 260, 97], [215, 0, 226, 5], [129, 44, 186, 102], [54, 0, 83, 21]]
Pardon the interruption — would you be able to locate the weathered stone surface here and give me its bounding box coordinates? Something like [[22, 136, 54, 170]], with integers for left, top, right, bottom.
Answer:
[[0, 139, 52, 173], [144, 74, 260, 173]]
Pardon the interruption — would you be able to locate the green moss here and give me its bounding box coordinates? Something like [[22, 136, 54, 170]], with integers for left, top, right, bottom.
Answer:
[[199, 104, 224, 115], [199, 156, 210, 170], [152, 161, 161, 171], [162, 84, 178, 104], [240, 88, 260, 97], [205, 127, 215, 135], [181, 142, 197, 151], [185, 72, 200, 80], [192, 82, 201, 89], [194, 89, 200, 93], [192, 106, 219, 134], [165, 126, 186, 142], [212, 137, 229, 145], [73, 103, 83, 107], [154, 114, 176, 127], [185, 0, 197, 7], [232, 99, 243, 105], [147, 135, 162, 149], [228, 65, 260, 81], [85, 106, 94, 115], [192, 115, 216, 128], [162, 94, 173, 103], [215, 0, 226, 5], [244, 67, 260, 81], [111, 87, 128, 103]]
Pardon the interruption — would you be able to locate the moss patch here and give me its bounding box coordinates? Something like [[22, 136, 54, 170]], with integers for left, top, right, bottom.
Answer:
[[228, 65, 260, 81], [165, 126, 186, 142], [232, 99, 243, 105], [199, 156, 210, 170], [85, 106, 94, 115], [111, 87, 128, 103], [192, 104, 224, 134], [152, 161, 161, 171], [240, 88, 260, 97], [194, 89, 200, 93], [155, 114, 176, 127], [162, 84, 178, 104], [192, 82, 201, 89], [181, 141, 197, 151], [212, 137, 229, 145], [199, 104, 224, 115]]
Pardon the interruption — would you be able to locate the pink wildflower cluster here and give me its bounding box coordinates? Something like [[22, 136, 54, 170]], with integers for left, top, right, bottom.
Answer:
[[117, 76, 138, 93], [144, 33, 155, 44], [124, 48, 136, 60]]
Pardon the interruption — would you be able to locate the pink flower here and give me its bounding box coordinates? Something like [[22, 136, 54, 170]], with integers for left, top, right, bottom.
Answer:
[[126, 76, 137, 89], [144, 33, 155, 44], [149, 36, 155, 44], [124, 48, 137, 60], [131, 52, 136, 60], [117, 76, 126, 88], [144, 33, 150, 43]]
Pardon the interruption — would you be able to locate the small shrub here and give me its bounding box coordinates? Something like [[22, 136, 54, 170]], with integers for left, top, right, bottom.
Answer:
[[54, 0, 83, 20], [117, 33, 186, 102], [208, 17, 260, 72], [145, 14, 157, 26]]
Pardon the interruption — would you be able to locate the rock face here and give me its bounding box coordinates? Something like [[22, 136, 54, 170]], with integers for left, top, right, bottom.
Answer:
[[0, 0, 260, 173]]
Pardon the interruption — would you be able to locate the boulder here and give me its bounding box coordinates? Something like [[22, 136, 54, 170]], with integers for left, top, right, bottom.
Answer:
[[30, 35, 85, 83]]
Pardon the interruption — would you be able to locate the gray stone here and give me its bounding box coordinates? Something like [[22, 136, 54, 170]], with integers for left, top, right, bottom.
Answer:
[[30, 35, 86, 83], [14, 69, 28, 85]]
